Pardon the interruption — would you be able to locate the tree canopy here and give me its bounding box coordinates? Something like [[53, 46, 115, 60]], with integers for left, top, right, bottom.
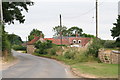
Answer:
[[67, 26, 83, 37], [111, 15, 120, 39], [53, 25, 67, 37], [2, 1, 34, 24], [28, 29, 44, 41], [82, 33, 95, 38], [7, 34, 23, 45], [53, 26, 84, 37]]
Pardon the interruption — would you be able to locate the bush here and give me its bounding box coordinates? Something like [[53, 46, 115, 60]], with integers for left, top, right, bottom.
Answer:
[[34, 40, 53, 54], [104, 40, 116, 48], [115, 38, 120, 47], [64, 48, 76, 59], [49, 49, 56, 55], [12, 45, 26, 51], [86, 38, 104, 57]]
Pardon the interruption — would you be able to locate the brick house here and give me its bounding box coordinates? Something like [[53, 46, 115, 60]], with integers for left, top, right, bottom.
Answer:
[[26, 36, 91, 54]]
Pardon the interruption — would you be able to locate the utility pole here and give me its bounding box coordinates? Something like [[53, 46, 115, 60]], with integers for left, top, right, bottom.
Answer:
[[0, 0, 3, 24], [26, 37, 27, 53], [96, 0, 98, 38], [60, 14, 62, 48]]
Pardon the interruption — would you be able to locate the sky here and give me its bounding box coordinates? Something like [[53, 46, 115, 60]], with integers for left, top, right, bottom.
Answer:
[[5, 0, 120, 41]]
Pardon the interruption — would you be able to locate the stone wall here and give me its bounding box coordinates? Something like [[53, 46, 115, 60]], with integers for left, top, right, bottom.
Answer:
[[98, 49, 120, 64], [27, 45, 36, 54]]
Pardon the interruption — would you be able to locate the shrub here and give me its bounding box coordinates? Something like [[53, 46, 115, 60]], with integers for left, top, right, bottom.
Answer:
[[34, 40, 53, 54], [64, 48, 76, 59], [86, 38, 104, 57], [104, 40, 116, 48], [48, 48, 56, 55], [12, 45, 26, 51], [115, 38, 120, 47], [74, 50, 88, 62]]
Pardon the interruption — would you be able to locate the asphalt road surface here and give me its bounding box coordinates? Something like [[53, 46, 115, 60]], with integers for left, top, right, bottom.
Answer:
[[2, 51, 75, 78]]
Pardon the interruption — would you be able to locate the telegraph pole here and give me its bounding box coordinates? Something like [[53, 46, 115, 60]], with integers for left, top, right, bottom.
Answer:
[[0, 0, 3, 23], [96, 0, 98, 38], [60, 14, 62, 48]]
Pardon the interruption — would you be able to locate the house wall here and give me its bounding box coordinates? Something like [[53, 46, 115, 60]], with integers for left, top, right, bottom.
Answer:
[[27, 45, 36, 54]]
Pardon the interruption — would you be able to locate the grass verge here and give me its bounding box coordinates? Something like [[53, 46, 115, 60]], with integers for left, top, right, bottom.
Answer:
[[72, 62, 118, 78], [33, 53, 119, 78]]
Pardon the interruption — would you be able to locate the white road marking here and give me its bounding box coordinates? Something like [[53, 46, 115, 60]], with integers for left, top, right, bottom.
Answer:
[[65, 68, 68, 74]]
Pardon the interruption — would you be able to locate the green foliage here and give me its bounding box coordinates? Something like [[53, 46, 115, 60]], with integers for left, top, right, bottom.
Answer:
[[53, 25, 67, 37], [64, 49, 75, 59], [63, 48, 89, 62], [111, 15, 120, 39], [12, 45, 26, 51], [28, 29, 44, 41], [3, 1, 34, 24], [1, 25, 11, 57], [104, 40, 116, 48], [47, 48, 56, 55], [2, 25, 11, 51], [53, 26, 95, 38], [111, 15, 120, 47], [86, 38, 104, 57], [46, 44, 62, 55], [115, 38, 120, 47], [34, 40, 53, 54], [67, 26, 83, 37], [7, 34, 23, 45], [82, 33, 95, 38]]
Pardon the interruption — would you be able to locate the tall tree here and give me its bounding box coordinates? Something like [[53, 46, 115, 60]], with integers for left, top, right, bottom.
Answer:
[[3, 1, 34, 24], [67, 26, 83, 37], [1, 1, 34, 58], [111, 15, 120, 39], [28, 29, 44, 41], [111, 15, 120, 47], [53, 25, 67, 37], [7, 34, 23, 45]]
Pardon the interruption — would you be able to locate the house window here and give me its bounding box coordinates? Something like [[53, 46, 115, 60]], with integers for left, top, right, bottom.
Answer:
[[78, 40, 81, 43], [73, 40, 77, 44]]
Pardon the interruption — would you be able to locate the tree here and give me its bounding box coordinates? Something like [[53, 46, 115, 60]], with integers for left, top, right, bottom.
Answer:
[[34, 40, 52, 54], [28, 29, 44, 41], [1, 25, 11, 58], [82, 33, 95, 38], [7, 34, 23, 45], [53, 25, 67, 37], [111, 15, 120, 47], [67, 26, 83, 37], [3, 1, 34, 24], [1, 1, 34, 59]]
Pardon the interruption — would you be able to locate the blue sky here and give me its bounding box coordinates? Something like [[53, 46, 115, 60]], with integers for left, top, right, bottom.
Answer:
[[5, 0, 120, 41]]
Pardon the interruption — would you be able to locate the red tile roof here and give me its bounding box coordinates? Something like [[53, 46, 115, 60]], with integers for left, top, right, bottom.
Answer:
[[45, 37, 91, 46], [27, 36, 40, 45], [27, 36, 91, 46]]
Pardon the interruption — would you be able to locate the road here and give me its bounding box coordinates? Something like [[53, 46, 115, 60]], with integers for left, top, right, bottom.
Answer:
[[2, 51, 75, 78]]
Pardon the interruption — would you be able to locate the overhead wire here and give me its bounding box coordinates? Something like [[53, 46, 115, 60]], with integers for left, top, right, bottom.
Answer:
[[64, 1, 104, 19]]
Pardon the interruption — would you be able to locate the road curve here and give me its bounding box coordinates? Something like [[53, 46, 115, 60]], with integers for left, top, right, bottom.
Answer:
[[2, 51, 75, 78]]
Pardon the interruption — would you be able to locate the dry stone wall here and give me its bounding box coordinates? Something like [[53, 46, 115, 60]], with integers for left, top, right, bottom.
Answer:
[[98, 49, 120, 64]]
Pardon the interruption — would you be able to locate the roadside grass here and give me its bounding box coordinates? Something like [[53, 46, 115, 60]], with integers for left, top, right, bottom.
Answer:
[[3, 53, 16, 63], [72, 62, 118, 78], [33, 52, 119, 78], [33, 53, 78, 65]]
